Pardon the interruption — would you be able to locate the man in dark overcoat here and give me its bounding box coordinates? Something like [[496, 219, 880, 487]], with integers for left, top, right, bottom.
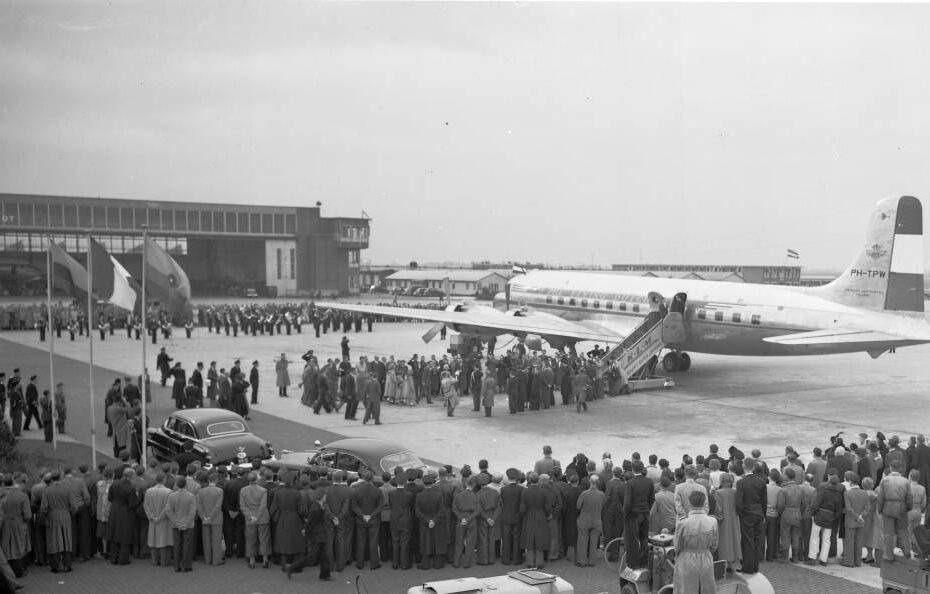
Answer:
[[415, 473, 447, 569]]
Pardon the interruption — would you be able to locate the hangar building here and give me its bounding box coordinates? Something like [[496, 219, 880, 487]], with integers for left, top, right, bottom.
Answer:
[[0, 193, 369, 297]]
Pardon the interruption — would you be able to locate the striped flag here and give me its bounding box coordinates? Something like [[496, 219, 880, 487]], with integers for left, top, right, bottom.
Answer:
[[89, 238, 137, 311], [786, 249, 800, 260], [145, 236, 191, 315], [48, 240, 89, 300]]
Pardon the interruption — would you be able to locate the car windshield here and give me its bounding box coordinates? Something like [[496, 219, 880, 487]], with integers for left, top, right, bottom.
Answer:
[[205, 421, 246, 436], [379, 450, 425, 472]]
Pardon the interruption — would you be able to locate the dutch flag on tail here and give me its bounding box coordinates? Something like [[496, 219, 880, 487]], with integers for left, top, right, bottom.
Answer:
[[786, 249, 800, 260]]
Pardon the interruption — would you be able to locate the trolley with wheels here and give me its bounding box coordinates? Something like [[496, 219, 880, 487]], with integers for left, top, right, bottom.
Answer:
[[610, 533, 775, 594]]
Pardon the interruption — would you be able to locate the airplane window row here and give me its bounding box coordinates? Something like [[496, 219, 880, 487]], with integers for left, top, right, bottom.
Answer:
[[535, 294, 763, 326], [696, 309, 762, 325], [546, 295, 640, 313]]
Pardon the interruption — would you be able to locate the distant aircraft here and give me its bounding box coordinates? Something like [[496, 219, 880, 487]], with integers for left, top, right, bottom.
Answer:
[[319, 196, 930, 372]]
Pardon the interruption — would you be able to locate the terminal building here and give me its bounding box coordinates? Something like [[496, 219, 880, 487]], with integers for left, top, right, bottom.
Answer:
[[611, 263, 802, 285], [0, 193, 370, 297], [385, 269, 510, 297]]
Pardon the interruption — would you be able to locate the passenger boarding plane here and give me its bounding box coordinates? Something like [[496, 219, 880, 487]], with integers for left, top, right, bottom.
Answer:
[[319, 196, 929, 373]]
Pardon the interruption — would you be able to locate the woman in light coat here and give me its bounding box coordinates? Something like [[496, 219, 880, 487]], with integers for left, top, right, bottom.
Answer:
[[713, 473, 741, 568], [95, 468, 114, 558], [440, 371, 459, 417], [143, 474, 173, 566], [403, 365, 416, 406], [384, 361, 397, 402], [480, 373, 497, 417], [674, 490, 718, 594], [861, 477, 878, 564], [276, 353, 291, 397], [908, 470, 927, 555], [395, 364, 409, 405]]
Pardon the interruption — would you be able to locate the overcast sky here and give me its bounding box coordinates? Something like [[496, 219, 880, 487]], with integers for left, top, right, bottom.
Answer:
[[2, 1, 930, 269]]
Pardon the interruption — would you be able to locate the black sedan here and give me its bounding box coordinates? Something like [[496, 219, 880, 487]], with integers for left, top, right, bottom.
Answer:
[[262, 437, 429, 480], [148, 408, 274, 467]]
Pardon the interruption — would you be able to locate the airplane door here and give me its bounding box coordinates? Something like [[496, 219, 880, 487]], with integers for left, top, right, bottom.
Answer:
[[662, 293, 688, 344]]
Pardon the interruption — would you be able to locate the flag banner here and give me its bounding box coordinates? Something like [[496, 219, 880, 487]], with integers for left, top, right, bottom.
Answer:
[[145, 236, 191, 314], [110, 255, 138, 311], [786, 249, 800, 259], [48, 241, 89, 300], [89, 238, 137, 311]]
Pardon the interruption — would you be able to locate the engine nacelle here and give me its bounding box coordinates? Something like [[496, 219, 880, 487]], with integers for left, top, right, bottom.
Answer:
[[523, 334, 544, 351]]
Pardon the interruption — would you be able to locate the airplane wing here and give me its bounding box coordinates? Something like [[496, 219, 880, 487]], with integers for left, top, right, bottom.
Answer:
[[314, 301, 621, 343], [762, 328, 904, 345]]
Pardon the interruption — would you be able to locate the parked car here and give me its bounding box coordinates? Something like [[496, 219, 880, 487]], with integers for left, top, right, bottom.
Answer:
[[244, 288, 259, 298], [148, 409, 274, 468], [262, 437, 430, 481], [420, 287, 445, 297], [369, 285, 389, 294]]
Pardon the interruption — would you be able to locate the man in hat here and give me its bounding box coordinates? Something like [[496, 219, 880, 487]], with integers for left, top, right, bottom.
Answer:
[[249, 361, 260, 405], [123, 375, 141, 407], [54, 382, 67, 435], [351, 470, 384, 569], [156, 348, 172, 387], [323, 470, 353, 571], [389, 470, 416, 569], [416, 472, 448, 569], [23, 373, 42, 431], [222, 467, 247, 559], [184, 377, 203, 409], [360, 370, 382, 425], [191, 362, 204, 393], [623, 460, 655, 569], [736, 460, 767, 573], [476, 473, 500, 565], [8, 373, 25, 436], [5, 369, 24, 422], [500, 469, 524, 565], [341, 335, 350, 361], [452, 476, 479, 568], [205, 361, 219, 408]]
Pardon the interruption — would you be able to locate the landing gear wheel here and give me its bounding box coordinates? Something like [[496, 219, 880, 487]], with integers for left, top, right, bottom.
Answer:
[[620, 585, 638, 594], [679, 352, 691, 372], [662, 352, 680, 372]]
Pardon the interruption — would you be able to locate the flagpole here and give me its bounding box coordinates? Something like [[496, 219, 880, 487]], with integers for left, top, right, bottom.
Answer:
[[46, 236, 57, 450], [141, 226, 148, 469], [86, 231, 97, 469]]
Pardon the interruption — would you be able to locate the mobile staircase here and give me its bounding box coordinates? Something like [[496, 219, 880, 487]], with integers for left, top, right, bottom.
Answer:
[[599, 291, 687, 393]]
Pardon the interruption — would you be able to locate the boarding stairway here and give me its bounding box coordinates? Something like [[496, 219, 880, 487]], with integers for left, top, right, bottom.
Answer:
[[599, 292, 687, 391]]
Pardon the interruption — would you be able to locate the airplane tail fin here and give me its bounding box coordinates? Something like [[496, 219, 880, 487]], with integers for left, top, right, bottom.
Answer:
[[816, 195, 923, 313]]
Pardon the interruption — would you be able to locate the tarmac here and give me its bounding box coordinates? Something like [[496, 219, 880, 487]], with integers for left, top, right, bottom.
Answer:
[[3, 312, 921, 592]]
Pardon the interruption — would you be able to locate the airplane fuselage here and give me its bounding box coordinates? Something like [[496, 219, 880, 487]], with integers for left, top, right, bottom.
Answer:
[[506, 271, 930, 356]]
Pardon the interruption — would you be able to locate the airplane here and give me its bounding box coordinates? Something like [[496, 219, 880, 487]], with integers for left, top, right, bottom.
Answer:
[[318, 195, 930, 372]]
